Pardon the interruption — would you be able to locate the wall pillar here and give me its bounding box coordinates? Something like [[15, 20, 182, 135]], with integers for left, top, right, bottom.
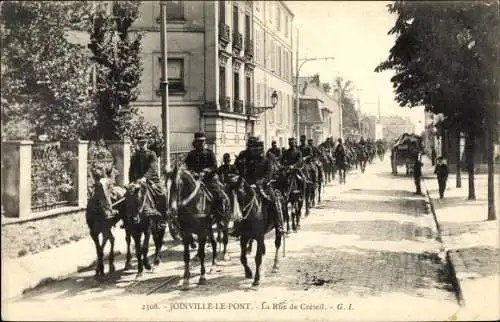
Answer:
[[1, 141, 33, 218], [61, 140, 88, 208], [106, 140, 131, 186]]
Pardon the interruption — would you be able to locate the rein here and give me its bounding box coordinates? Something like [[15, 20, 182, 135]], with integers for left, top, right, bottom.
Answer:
[[171, 169, 207, 217], [240, 193, 259, 220]]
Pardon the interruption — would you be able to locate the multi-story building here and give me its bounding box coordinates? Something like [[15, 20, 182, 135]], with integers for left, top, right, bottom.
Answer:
[[132, 1, 253, 161], [252, 1, 295, 149], [132, 0, 294, 161], [296, 75, 341, 144]]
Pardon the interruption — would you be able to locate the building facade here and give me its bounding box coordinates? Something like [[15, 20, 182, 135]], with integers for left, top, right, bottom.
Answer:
[[132, 0, 294, 161], [252, 1, 295, 149], [132, 1, 251, 162], [296, 75, 341, 144]]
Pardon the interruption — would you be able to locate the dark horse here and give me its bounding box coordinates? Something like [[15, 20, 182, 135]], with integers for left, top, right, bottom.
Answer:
[[164, 166, 221, 290], [226, 176, 284, 287], [123, 180, 166, 278], [302, 157, 316, 214], [85, 176, 127, 279], [278, 166, 305, 233]]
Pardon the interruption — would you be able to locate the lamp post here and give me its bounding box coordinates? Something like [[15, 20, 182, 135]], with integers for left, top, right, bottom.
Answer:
[[247, 91, 278, 148], [160, 1, 170, 171]]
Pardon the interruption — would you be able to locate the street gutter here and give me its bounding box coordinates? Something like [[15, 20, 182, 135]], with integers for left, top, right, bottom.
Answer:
[[421, 175, 465, 307]]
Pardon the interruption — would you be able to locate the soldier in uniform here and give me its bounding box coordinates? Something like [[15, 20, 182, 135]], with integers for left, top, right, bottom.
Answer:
[[184, 132, 230, 216], [282, 137, 309, 188], [217, 153, 238, 184], [266, 140, 282, 160], [230, 139, 285, 236], [235, 136, 258, 176], [128, 134, 167, 228], [299, 134, 313, 158], [307, 139, 321, 160]]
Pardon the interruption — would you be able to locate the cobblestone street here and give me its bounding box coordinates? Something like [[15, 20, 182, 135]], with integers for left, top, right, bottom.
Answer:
[[3, 162, 462, 321]]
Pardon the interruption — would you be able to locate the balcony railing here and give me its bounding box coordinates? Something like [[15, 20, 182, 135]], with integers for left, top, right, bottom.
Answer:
[[234, 99, 244, 114], [219, 23, 230, 44], [232, 31, 243, 51], [244, 38, 254, 59], [219, 95, 230, 112]]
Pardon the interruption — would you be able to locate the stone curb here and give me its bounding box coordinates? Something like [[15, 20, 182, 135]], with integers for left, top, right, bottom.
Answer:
[[421, 176, 466, 307]]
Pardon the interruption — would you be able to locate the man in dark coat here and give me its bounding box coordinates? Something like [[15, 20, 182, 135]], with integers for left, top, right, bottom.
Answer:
[[266, 140, 282, 160], [413, 156, 424, 195], [185, 132, 229, 216], [235, 136, 259, 177], [129, 134, 167, 227], [434, 156, 449, 199], [230, 139, 284, 236], [334, 138, 347, 168], [308, 139, 321, 160], [217, 153, 238, 184], [299, 134, 312, 158]]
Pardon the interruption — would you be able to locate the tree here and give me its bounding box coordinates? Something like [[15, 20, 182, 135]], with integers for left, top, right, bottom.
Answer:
[[332, 76, 359, 134], [87, 1, 143, 141], [376, 1, 498, 218], [1, 1, 95, 141]]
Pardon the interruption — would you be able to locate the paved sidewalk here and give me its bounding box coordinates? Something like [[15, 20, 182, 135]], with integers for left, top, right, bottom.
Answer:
[[1, 225, 127, 302], [422, 161, 500, 321]]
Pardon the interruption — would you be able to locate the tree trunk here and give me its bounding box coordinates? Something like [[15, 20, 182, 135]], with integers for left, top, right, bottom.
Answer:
[[455, 129, 462, 188], [487, 119, 496, 220], [466, 131, 476, 200]]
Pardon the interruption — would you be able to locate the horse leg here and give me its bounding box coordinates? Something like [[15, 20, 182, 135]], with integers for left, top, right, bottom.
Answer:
[[153, 224, 165, 266], [272, 230, 282, 273], [133, 233, 143, 278], [107, 230, 116, 273], [240, 236, 252, 279], [124, 227, 133, 271], [198, 235, 207, 285], [182, 236, 191, 290], [291, 201, 297, 232], [246, 239, 253, 254], [252, 237, 265, 287], [142, 227, 152, 271], [285, 201, 291, 234], [91, 231, 104, 279]]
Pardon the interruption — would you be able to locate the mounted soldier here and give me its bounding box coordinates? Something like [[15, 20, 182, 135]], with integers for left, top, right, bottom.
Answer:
[[217, 153, 239, 184], [128, 134, 167, 228], [307, 138, 321, 161], [184, 132, 230, 217], [266, 140, 282, 160], [299, 134, 313, 158], [230, 139, 285, 237]]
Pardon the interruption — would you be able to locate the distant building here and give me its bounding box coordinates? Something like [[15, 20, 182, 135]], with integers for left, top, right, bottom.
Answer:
[[380, 115, 416, 143], [296, 74, 342, 144], [252, 1, 295, 149]]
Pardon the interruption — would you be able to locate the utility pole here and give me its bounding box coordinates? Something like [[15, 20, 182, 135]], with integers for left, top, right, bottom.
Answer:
[[160, 1, 170, 171], [295, 28, 300, 139]]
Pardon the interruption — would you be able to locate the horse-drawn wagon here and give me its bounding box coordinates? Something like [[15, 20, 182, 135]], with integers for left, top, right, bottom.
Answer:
[[390, 133, 423, 176]]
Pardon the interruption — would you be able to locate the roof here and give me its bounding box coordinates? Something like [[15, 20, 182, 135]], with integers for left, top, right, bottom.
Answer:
[[297, 76, 340, 114]]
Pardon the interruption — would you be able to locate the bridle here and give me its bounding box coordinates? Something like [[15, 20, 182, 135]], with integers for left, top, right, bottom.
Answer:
[[233, 177, 261, 221], [168, 168, 208, 217]]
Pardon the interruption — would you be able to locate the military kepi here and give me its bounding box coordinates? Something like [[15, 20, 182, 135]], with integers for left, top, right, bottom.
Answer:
[[136, 134, 147, 142], [194, 132, 206, 140]]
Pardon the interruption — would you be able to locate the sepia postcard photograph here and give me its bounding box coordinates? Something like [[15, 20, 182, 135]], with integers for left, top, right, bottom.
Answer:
[[1, 0, 499, 321]]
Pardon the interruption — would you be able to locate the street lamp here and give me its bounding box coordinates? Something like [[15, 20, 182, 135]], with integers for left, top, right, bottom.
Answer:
[[246, 91, 279, 148]]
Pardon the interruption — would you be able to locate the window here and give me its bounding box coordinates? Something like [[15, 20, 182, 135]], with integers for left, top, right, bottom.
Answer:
[[278, 46, 282, 76], [245, 13, 251, 41], [276, 6, 281, 31], [219, 66, 226, 97], [245, 76, 251, 104], [285, 15, 289, 37], [233, 5, 239, 32], [156, 1, 184, 23], [156, 57, 184, 94], [256, 83, 261, 105], [219, 1, 225, 24], [233, 72, 240, 100]]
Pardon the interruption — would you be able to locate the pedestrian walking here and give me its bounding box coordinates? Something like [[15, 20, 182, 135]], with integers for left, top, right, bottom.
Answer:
[[434, 156, 449, 199], [413, 156, 423, 195]]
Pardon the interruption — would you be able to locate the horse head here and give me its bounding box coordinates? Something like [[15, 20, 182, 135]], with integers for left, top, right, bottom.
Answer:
[[89, 173, 116, 218], [164, 166, 205, 215], [123, 180, 146, 218]]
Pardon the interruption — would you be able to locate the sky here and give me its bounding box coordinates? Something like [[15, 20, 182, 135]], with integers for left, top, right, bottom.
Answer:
[[285, 1, 425, 133]]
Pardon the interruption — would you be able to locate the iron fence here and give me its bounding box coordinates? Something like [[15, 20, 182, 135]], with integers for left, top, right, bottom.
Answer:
[[31, 142, 77, 212]]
